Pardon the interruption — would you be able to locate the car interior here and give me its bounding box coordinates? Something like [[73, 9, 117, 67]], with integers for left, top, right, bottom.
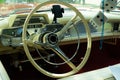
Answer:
[[0, 0, 120, 80]]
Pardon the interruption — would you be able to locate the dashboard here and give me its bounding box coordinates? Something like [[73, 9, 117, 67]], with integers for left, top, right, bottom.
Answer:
[[0, 7, 119, 47], [0, 13, 50, 47]]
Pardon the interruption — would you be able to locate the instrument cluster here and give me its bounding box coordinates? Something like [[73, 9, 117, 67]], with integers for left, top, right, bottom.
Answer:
[[12, 16, 48, 27]]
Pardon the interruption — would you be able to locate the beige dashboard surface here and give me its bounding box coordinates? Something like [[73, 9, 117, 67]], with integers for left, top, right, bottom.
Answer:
[[0, 61, 10, 80], [58, 64, 120, 80]]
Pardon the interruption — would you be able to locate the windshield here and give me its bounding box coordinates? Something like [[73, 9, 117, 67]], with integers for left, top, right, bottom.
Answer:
[[0, 0, 119, 17]]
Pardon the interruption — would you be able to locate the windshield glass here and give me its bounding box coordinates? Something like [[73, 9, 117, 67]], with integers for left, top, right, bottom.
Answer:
[[0, 0, 119, 17]]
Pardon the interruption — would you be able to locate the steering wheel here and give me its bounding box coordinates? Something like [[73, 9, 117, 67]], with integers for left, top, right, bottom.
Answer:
[[22, 0, 91, 78]]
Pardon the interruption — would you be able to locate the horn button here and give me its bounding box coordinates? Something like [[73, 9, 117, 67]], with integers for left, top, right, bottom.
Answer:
[[47, 33, 58, 45]]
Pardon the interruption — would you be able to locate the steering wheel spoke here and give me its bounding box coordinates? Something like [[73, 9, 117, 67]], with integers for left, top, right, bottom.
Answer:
[[56, 15, 78, 40], [23, 38, 45, 50], [51, 46, 77, 70]]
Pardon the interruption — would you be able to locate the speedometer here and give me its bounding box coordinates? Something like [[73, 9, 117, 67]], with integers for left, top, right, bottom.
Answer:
[[12, 14, 49, 27]]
